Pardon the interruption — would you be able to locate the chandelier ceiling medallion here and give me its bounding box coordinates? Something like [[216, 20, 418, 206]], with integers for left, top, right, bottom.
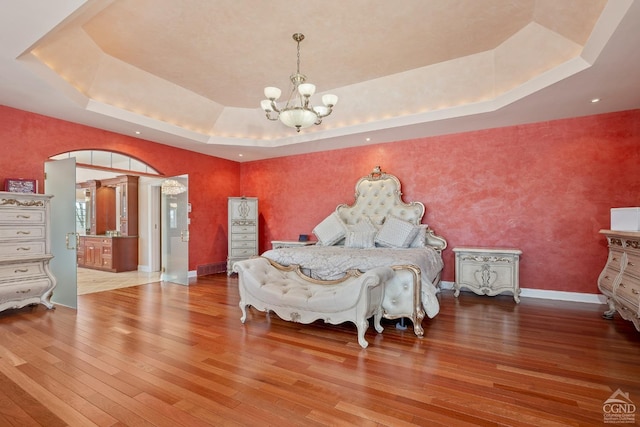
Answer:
[[260, 33, 338, 132]]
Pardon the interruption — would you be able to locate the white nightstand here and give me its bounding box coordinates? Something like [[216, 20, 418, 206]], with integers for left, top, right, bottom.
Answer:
[[271, 240, 317, 249], [453, 247, 522, 303]]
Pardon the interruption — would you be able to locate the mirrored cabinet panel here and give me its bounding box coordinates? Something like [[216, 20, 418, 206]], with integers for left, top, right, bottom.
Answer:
[[75, 175, 138, 272]]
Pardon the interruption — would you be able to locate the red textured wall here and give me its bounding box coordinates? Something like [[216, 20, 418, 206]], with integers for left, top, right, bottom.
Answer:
[[241, 110, 640, 293], [0, 106, 240, 270]]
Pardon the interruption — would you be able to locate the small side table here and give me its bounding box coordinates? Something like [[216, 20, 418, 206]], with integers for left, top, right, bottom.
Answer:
[[453, 247, 522, 303], [271, 240, 317, 249]]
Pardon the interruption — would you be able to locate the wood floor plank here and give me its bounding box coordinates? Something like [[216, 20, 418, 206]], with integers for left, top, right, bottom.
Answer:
[[0, 273, 638, 425]]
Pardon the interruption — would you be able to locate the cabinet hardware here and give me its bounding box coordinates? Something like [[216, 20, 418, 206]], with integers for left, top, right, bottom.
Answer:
[[17, 247, 31, 251], [14, 268, 28, 273], [16, 214, 30, 219], [16, 230, 31, 235], [16, 289, 31, 294]]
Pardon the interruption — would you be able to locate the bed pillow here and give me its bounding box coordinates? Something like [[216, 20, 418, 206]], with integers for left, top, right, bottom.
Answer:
[[375, 215, 420, 248], [312, 212, 347, 246], [345, 230, 377, 248], [350, 216, 377, 233], [409, 224, 428, 248]]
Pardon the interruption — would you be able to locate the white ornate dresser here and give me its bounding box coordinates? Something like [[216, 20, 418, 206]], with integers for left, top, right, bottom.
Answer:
[[598, 229, 640, 331], [0, 192, 56, 312], [453, 247, 522, 303], [227, 197, 258, 275]]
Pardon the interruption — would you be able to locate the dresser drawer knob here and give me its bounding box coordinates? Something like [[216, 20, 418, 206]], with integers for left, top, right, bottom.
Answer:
[[16, 288, 31, 294], [17, 214, 31, 219], [14, 268, 28, 273], [17, 230, 31, 235], [632, 289, 639, 295], [628, 262, 635, 266], [17, 247, 31, 251]]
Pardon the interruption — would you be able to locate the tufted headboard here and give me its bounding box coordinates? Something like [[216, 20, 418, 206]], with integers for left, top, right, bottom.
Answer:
[[336, 166, 447, 252]]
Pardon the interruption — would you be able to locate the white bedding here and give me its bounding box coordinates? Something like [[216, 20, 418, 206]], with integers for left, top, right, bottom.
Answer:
[[261, 245, 443, 317]]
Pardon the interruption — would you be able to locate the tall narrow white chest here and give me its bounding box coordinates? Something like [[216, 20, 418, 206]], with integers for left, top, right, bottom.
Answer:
[[227, 197, 258, 275], [0, 192, 56, 312]]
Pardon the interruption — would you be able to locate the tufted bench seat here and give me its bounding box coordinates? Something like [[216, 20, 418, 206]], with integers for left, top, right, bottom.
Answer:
[[233, 256, 394, 348]]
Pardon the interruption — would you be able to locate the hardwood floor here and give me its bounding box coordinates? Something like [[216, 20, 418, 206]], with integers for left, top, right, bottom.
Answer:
[[77, 268, 162, 295], [0, 274, 638, 426]]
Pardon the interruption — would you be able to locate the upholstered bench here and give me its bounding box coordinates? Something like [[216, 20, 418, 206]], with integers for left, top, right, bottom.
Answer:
[[233, 256, 394, 348]]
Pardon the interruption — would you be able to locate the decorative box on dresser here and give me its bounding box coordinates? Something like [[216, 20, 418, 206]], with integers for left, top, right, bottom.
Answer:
[[0, 192, 56, 313], [227, 197, 258, 275], [453, 247, 522, 303], [598, 230, 640, 331]]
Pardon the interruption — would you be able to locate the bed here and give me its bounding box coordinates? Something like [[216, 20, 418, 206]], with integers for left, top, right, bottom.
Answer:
[[262, 166, 447, 336]]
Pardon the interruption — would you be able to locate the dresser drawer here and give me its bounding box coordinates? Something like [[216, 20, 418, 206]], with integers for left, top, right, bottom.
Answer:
[[0, 261, 45, 282], [231, 248, 257, 257], [616, 274, 640, 310], [0, 208, 46, 224], [605, 248, 624, 270], [598, 266, 619, 296], [232, 225, 256, 234], [0, 279, 51, 304], [0, 225, 45, 241], [232, 240, 256, 249], [624, 251, 640, 278], [0, 241, 46, 256], [232, 233, 255, 242]]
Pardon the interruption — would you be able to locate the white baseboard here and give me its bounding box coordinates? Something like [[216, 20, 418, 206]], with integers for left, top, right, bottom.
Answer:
[[138, 266, 196, 277], [439, 281, 606, 305]]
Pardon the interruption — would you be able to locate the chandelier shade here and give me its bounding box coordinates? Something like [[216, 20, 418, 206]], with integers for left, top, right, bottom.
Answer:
[[261, 33, 338, 132]]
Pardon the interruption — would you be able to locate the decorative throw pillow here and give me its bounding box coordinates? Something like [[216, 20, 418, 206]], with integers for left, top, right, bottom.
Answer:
[[410, 224, 428, 248], [312, 212, 347, 246], [375, 215, 420, 248], [350, 216, 377, 233], [345, 230, 377, 248]]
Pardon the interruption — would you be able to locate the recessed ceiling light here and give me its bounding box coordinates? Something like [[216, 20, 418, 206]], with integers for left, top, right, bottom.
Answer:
[[365, 137, 371, 142], [591, 98, 600, 103], [238, 154, 243, 157], [135, 131, 141, 134]]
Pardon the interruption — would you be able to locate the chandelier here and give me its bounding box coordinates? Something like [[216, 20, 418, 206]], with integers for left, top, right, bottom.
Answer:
[[161, 179, 186, 195], [260, 33, 338, 132]]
